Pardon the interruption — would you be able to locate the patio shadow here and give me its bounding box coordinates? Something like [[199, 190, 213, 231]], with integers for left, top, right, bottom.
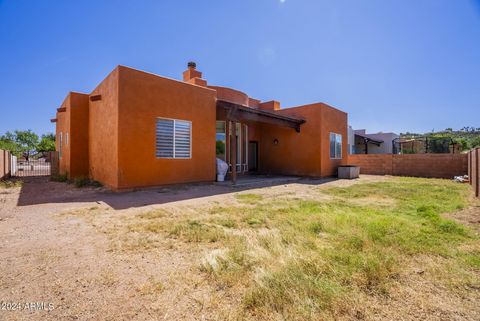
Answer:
[[15, 175, 337, 210]]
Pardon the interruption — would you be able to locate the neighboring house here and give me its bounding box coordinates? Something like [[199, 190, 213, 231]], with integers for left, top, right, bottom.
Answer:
[[394, 137, 460, 154], [347, 126, 355, 155], [51, 63, 348, 190], [350, 129, 399, 154]]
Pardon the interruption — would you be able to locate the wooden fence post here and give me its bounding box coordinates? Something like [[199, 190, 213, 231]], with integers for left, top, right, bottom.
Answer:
[[6, 151, 10, 178], [469, 150, 473, 186], [476, 148, 479, 198]]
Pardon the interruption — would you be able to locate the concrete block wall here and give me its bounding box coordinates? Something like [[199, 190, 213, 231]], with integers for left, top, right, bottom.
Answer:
[[348, 154, 393, 175], [348, 154, 468, 179]]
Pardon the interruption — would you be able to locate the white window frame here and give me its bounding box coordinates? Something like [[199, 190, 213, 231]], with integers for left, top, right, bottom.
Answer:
[[155, 117, 192, 159], [330, 132, 342, 159]]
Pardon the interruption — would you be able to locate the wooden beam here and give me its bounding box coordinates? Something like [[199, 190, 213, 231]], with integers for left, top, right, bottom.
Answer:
[[50, 118, 57, 123], [217, 100, 305, 132], [231, 121, 237, 185], [57, 107, 66, 112], [90, 95, 102, 102]]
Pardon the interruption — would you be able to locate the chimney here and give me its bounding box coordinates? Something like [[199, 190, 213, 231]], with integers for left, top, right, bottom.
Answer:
[[182, 61, 207, 86], [259, 100, 281, 111]]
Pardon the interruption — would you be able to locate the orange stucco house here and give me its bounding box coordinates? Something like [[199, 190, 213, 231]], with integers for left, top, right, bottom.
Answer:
[[52, 63, 348, 190]]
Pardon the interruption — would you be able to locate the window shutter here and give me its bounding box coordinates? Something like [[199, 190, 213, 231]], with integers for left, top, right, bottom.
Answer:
[[156, 119, 174, 158], [174, 120, 191, 158]]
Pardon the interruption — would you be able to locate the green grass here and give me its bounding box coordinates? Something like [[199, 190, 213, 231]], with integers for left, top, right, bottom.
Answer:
[[199, 177, 477, 320], [109, 177, 478, 320], [236, 193, 264, 204]]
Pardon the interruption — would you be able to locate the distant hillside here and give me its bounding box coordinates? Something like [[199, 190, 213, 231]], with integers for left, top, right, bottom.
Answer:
[[400, 127, 480, 151]]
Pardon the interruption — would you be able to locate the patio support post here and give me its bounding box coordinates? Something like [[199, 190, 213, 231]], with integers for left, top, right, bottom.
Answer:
[[231, 121, 237, 185]]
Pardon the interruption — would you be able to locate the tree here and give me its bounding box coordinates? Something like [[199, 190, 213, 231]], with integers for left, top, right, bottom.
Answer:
[[0, 130, 39, 160], [0, 131, 18, 152], [453, 138, 469, 151], [37, 133, 56, 153], [471, 137, 480, 148]]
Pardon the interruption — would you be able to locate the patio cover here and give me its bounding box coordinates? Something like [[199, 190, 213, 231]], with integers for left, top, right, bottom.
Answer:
[[217, 100, 306, 132], [354, 133, 383, 146]]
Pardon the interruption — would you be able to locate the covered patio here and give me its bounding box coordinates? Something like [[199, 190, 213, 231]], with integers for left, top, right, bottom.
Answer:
[[354, 132, 383, 154], [216, 100, 306, 184]]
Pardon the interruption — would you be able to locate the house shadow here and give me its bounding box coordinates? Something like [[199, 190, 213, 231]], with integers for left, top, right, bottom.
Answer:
[[15, 175, 338, 210]]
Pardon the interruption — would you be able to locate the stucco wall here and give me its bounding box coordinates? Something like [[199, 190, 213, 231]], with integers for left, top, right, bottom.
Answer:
[[69, 92, 89, 178], [256, 103, 347, 177], [318, 104, 348, 176], [88, 68, 120, 189], [257, 106, 321, 176], [115, 66, 217, 189], [208, 86, 249, 106], [56, 95, 71, 176]]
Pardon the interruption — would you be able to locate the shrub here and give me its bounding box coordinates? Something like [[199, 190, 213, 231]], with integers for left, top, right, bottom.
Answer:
[[73, 177, 102, 188], [50, 174, 68, 182], [0, 180, 23, 188]]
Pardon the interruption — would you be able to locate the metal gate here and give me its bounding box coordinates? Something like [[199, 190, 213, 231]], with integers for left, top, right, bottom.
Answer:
[[11, 151, 59, 177]]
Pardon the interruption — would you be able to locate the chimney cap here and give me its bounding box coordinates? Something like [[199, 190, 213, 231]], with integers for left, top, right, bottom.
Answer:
[[187, 61, 197, 69]]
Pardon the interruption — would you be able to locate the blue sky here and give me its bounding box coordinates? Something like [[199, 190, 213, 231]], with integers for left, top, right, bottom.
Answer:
[[0, 0, 479, 136]]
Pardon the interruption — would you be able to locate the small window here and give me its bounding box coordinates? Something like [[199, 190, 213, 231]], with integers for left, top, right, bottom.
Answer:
[[156, 118, 191, 158], [66, 132, 69, 145], [330, 132, 342, 159]]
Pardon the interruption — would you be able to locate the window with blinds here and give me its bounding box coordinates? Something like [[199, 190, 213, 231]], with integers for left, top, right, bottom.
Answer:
[[156, 118, 191, 158]]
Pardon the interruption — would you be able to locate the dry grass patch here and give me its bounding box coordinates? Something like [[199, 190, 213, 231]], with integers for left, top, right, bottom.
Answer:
[[61, 177, 479, 320], [136, 276, 164, 296]]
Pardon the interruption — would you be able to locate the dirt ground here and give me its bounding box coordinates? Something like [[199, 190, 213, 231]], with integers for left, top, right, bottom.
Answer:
[[0, 176, 478, 321]]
